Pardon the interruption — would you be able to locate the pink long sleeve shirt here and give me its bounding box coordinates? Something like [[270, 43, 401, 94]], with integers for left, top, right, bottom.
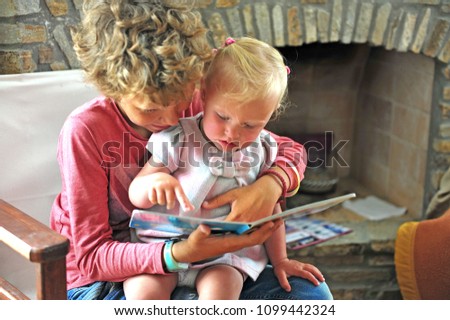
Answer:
[[50, 90, 306, 290]]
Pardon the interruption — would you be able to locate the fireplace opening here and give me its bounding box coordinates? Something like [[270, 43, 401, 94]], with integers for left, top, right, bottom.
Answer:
[[268, 43, 434, 219]]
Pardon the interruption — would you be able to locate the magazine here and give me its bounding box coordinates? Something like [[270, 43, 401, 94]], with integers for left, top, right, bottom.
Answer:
[[129, 193, 356, 236], [285, 217, 353, 250]]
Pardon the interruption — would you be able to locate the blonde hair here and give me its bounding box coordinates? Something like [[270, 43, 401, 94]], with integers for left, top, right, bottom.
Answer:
[[72, 0, 212, 106], [204, 37, 290, 118]]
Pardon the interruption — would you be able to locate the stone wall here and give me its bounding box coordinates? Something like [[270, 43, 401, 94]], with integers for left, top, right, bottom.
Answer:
[[0, 0, 83, 73], [287, 204, 407, 299], [2, 1, 450, 74]]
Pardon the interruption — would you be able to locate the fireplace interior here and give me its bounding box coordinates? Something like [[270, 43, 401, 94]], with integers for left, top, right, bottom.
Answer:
[[267, 43, 435, 220]]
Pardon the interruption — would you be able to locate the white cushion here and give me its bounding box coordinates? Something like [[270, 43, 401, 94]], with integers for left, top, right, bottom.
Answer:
[[0, 70, 99, 298]]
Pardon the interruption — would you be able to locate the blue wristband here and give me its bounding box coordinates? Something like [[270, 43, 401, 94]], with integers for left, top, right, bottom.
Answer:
[[163, 239, 189, 272]]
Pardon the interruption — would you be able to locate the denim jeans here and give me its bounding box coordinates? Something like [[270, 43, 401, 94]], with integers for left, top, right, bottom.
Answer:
[[172, 265, 333, 300], [68, 265, 333, 300]]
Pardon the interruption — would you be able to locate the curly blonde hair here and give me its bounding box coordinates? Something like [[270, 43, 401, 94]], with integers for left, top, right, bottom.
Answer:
[[72, 0, 212, 105], [204, 37, 290, 118]]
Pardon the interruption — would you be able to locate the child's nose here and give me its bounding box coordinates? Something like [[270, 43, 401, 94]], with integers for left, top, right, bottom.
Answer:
[[226, 125, 240, 141]]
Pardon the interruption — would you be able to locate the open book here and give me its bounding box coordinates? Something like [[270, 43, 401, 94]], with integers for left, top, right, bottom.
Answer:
[[129, 193, 356, 236], [285, 217, 353, 250]]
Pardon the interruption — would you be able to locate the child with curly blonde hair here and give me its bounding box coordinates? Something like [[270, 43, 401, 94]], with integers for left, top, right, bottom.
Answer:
[[126, 37, 325, 300], [51, 0, 332, 300]]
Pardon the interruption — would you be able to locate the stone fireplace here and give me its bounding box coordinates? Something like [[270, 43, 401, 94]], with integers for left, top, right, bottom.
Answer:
[[269, 43, 434, 220], [2, 0, 450, 299]]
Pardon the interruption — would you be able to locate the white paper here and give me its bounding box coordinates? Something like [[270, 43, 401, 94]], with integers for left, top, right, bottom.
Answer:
[[342, 195, 406, 220]]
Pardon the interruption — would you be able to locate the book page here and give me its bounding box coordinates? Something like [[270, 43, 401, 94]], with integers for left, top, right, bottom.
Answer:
[[130, 210, 252, 236], [250, 193, 356, 227], [129, 193, 356, 235]]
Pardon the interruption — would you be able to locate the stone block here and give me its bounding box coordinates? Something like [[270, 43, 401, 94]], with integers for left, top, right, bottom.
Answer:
[[433, 139, 450, 153], [354, 2, 374, 44], [0, 23, 46, 44], [386, 9, 404, 50], [368, 255, 394, 267], [424, 19, 450, 58], [300, 0, 328, 4], [216, 0, 239, 8], [313, 243, 365, 257], [254, 2, 272, 44], [324, 266, 394, 284], [0, 50, 36, 74], [411, 8, 431, 54], [226, 7, 243, 38], [331, 287, 367, 300], [20, 24, 47, 43], [313, 255, 365, 267], [45, 0, 68, 17], [50, 61, 68, 71], [207, 12, 228, 48], [0, 24, 20, 44], [53, 25, 80, 68], [317, 9, 330, 43], [439, 121, 450, 137], [242, 4, 255, 38], [438, 39, 450, 63], [287, 6, 302, 46], [341, 0, 357, 44], [0, 0, 40, 18], [443, 85, 450, 100], [440, 100, 450, 116], [371, 3, 391, 46], [272, 5, 285, 47], [398, 12, 418, 52], [403, 0, 440, 4], [330, 0, 342, 42], [442, 65, 450, 80], [38, 45, 53, 64], [304, 7, 317, 44]]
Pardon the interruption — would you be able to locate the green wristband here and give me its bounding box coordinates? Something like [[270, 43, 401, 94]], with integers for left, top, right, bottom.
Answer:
[[163, 239, 189, 272]]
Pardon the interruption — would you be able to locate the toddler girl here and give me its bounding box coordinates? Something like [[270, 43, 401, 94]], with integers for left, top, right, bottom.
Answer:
[[126, 37, 325, 300]]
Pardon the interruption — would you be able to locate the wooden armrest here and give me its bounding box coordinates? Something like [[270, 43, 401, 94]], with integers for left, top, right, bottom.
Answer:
[[0, 277, 30, 300], [0, 199, 69, 299]]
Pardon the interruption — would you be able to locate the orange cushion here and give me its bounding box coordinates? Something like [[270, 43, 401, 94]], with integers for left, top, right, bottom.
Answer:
[[395, 210, 450, 299], [395, 221, 420, 299]]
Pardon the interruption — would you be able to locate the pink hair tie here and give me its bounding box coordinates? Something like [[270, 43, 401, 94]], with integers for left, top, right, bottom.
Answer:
[[286, 66, 291, 75], [225, 37, 236, 46]]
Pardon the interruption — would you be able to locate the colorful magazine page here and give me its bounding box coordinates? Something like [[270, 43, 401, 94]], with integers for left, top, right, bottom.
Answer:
[[285, 217, 353, 250], [129, 193, 356, 236]]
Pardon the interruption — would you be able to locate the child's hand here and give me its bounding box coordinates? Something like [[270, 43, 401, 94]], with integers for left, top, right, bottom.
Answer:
[[272, 258, 325, 292], [147, 172, 194, 211], [172, 220, 282, 263]]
